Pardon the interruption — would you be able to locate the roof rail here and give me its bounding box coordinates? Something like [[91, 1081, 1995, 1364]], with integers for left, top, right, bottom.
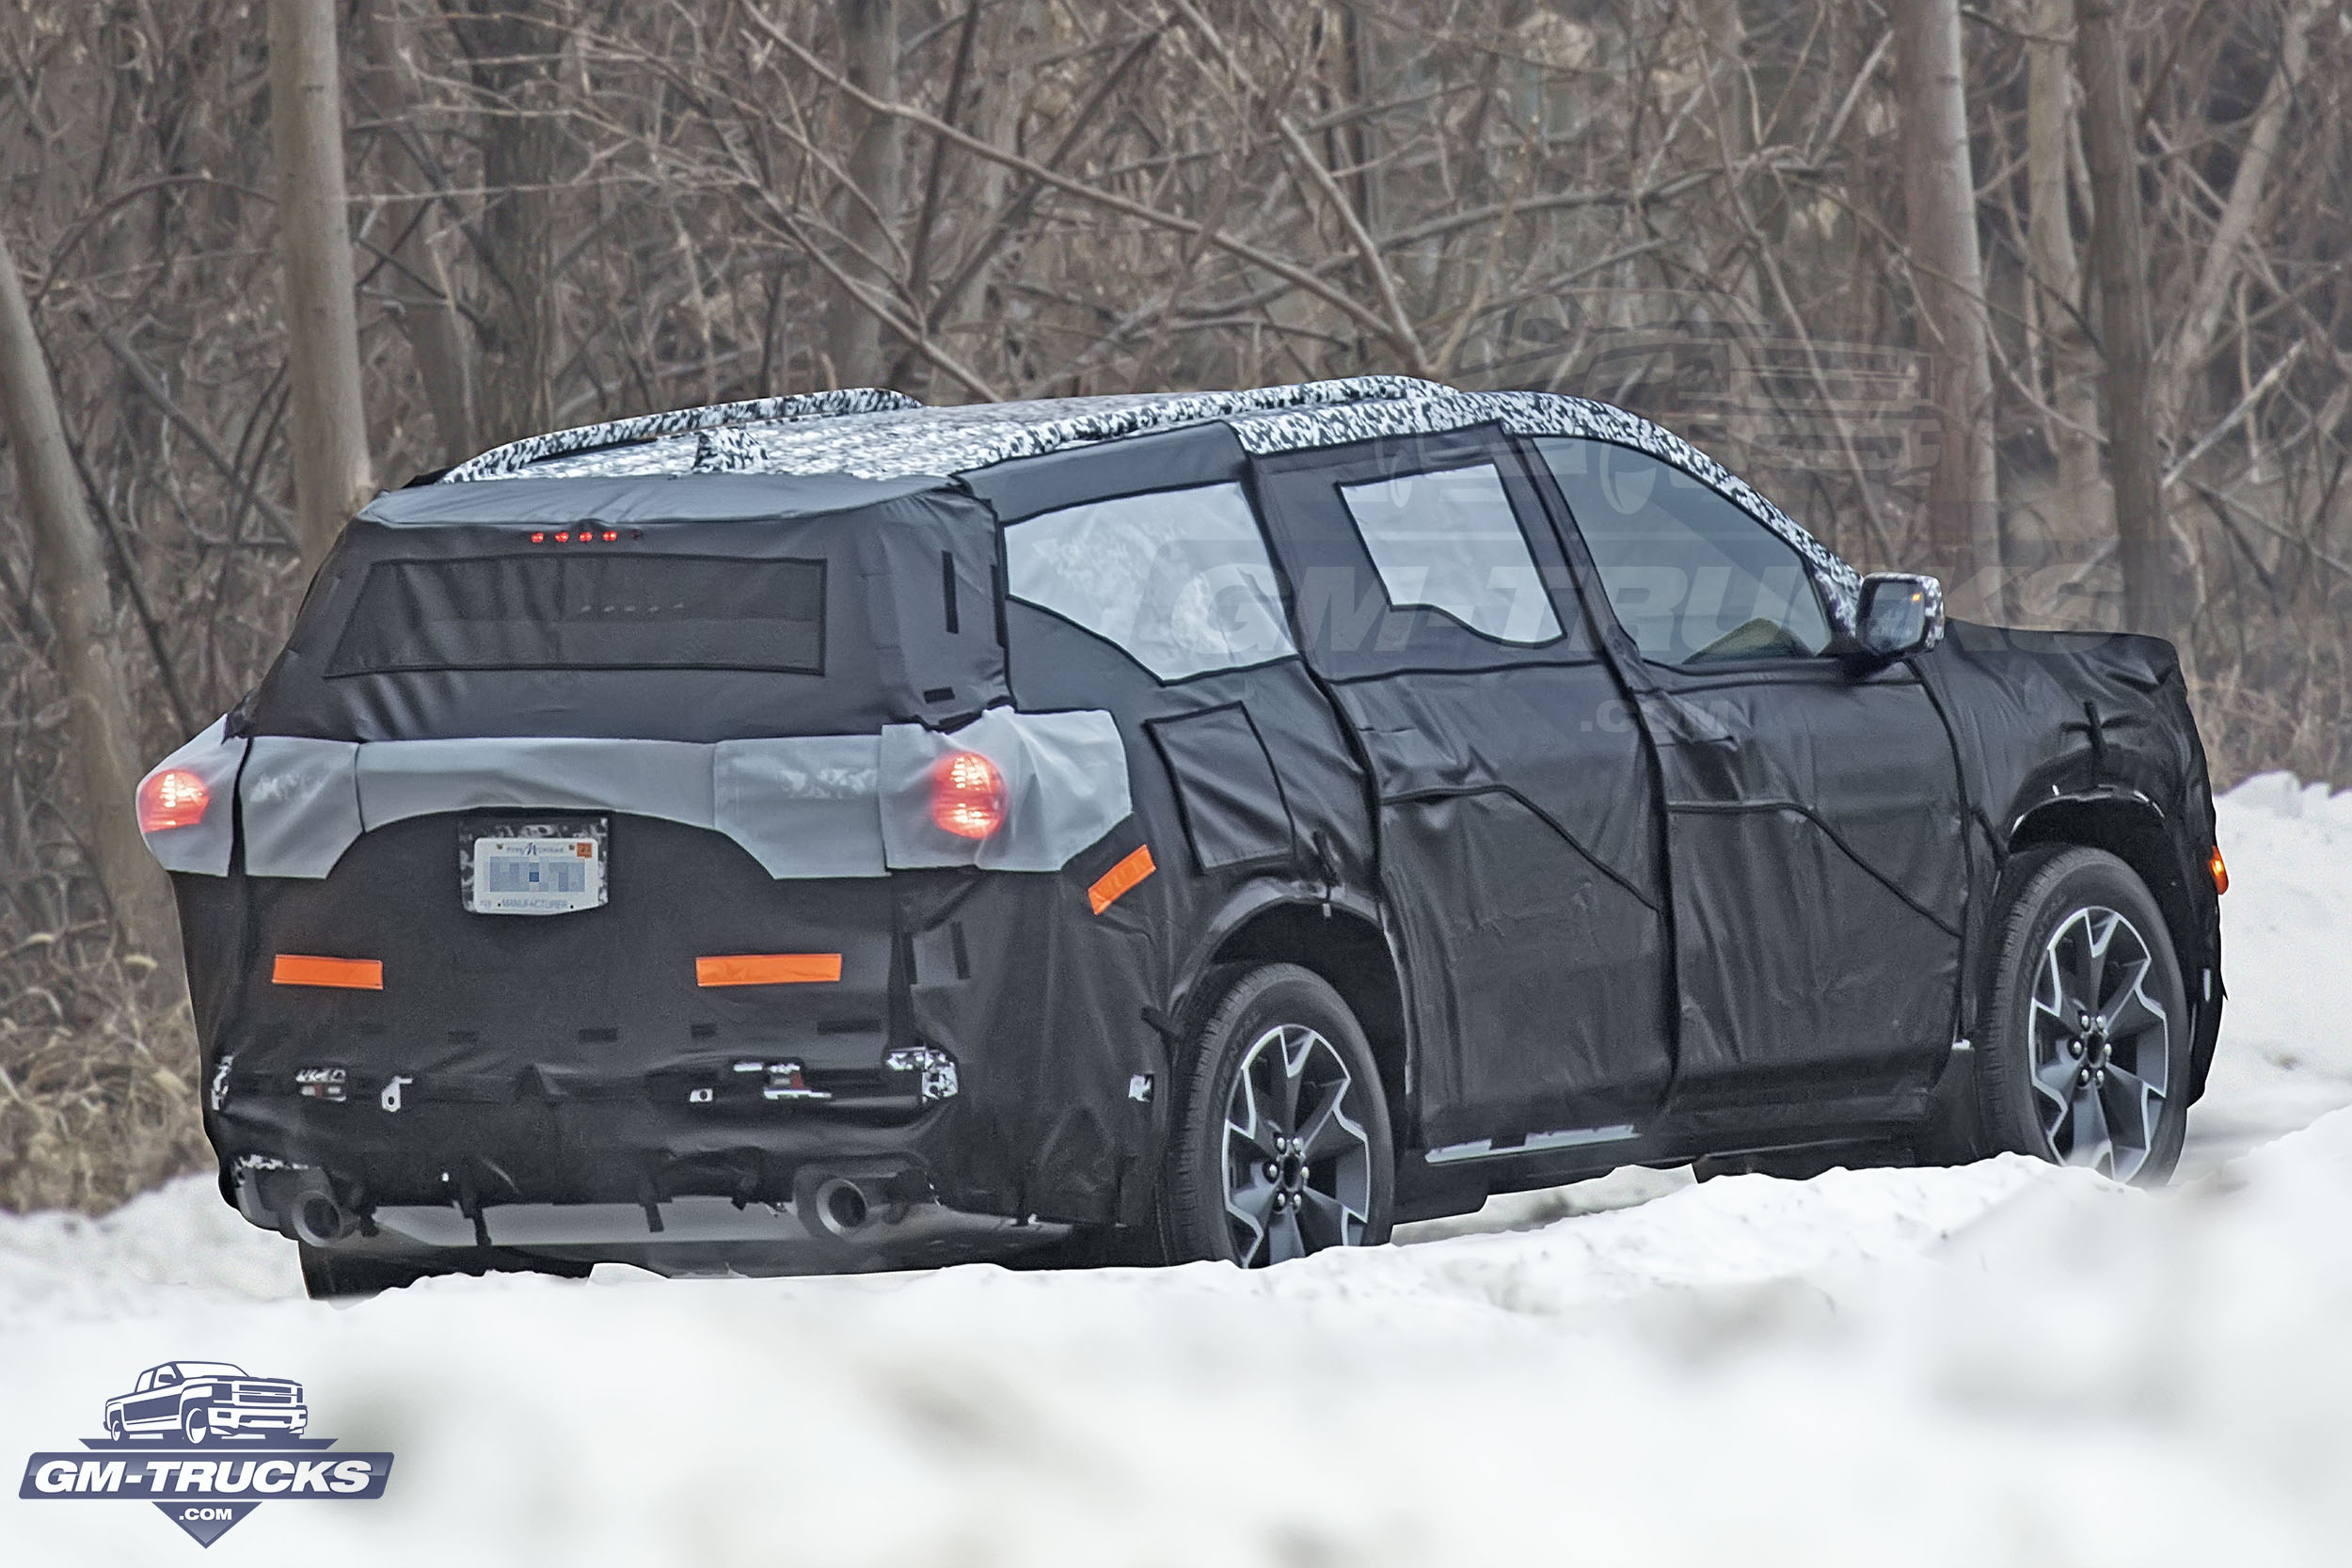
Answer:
[[440, 388, 923, 483]]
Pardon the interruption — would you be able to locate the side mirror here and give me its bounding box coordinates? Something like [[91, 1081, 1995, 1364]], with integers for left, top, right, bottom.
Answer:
[[1853, 573, 1944, 662]]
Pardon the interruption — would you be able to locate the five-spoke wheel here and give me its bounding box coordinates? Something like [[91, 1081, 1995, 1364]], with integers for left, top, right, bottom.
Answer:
[[1219, 1022, 1377, 1266], [2027, 904, 2171, 1179], [1979, 847, 2191, 1185], [1161, 964, 1394, 1266]]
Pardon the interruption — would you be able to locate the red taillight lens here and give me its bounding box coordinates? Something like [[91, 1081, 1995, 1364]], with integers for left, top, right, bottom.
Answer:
[[137, 768, 211, 832], [930, 751, 1006, 839]]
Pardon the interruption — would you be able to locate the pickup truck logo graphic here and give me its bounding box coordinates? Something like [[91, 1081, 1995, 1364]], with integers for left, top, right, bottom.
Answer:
[[104, 1361, 309, 1444], [20, 1362, 390, 1546]]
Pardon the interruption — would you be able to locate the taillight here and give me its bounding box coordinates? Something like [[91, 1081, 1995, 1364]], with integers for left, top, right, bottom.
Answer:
[[137, 768, 211, 832], [930, 751, 1006, 839]]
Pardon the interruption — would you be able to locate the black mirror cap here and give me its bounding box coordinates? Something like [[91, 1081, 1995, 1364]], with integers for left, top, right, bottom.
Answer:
[[1853, 572, 1946, 662]]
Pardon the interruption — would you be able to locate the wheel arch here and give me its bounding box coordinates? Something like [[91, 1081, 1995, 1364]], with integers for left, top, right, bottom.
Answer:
[[2007, 793, 2199, 974], [1184, 891, 1413, 1143]]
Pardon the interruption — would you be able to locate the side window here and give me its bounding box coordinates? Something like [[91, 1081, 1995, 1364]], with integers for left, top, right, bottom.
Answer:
[[1534, 437, 1833, 663], [1335, 464, 1564, 643], [1004, 482, 1296, 682]]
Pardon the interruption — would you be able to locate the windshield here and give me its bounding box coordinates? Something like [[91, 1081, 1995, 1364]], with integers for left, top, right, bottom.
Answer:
[[172, 1362, 247, 1379]]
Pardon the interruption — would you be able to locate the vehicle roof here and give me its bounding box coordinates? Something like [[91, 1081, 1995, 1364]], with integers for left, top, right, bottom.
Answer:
[[421, 375, 1861, 614]]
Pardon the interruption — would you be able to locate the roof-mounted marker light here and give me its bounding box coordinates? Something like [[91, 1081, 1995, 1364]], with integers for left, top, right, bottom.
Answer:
[[137, 768, 211, 832], [930, 752, 1007, 840]]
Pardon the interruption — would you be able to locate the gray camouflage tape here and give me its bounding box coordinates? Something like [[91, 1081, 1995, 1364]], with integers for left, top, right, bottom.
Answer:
[[153, 711, 1129, 881]]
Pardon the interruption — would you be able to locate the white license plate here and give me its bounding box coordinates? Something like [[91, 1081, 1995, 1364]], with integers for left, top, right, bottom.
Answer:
[[469, 835, 604, 915]]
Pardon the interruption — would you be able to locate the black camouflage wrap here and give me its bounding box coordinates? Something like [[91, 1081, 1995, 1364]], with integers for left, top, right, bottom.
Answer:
[[159, 376, 2221, 1263]]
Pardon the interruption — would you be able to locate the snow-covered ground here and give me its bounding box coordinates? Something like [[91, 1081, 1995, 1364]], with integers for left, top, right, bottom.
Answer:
[[6, 775, 2350, 1565]]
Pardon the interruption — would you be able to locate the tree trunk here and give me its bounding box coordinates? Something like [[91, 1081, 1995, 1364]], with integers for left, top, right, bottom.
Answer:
[[268, 0, 373, 574], [448, 1, 564, 446], [830, 0, 902, 389], [2026, 0, 2107, 556], [2155, 0, 2320, 448], [0, 230, 183, 985], [2074, 0, 2169, 639], [356, 0, 478, 469], [1894, 0, 2002, 617]]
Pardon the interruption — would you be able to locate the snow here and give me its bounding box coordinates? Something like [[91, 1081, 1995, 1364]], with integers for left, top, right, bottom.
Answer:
[[6, 774, 2351, 1564]]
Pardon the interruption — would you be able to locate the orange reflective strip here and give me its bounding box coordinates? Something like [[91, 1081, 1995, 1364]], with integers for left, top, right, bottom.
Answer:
[[272, 955, 383, 990], [1088, 845, 1156, 915], [695, 953, 843, 988]]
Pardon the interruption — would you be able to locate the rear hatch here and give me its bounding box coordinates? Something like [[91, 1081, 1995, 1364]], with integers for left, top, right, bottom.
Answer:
[[199, 472, 1011, 1206]]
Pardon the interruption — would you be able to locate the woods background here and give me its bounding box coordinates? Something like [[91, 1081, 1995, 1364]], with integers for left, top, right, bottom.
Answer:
[[3, 0, 2346, 1212]]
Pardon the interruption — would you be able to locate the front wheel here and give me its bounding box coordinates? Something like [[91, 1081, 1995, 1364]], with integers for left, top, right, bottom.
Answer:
[[1160, 964, 1394, 1266], [181, 1405, 210, 1444], [1977, 847, 2191, 1184]]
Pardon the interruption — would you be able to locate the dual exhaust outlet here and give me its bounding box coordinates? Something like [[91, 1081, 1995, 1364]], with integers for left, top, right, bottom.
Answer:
[[284, 1175, 889, 1250]]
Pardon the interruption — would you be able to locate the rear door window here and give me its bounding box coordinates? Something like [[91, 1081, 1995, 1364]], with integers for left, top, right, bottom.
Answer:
[[1336, 463, 1564, 644], [326, 554, 826, 675], [1004, 482, 1295, 682]]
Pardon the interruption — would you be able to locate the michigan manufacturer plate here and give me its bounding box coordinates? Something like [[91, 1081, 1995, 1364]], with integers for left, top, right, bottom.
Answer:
[[460, 819, 609, 915]]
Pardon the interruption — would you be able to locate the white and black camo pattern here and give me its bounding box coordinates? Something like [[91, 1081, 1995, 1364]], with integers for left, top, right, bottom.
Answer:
[[442, 388, 920, 482], [485, 376, 1448, 486], [441, 374, 1867, 626]]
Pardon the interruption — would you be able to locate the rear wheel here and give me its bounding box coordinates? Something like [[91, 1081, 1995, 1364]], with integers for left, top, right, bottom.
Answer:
[[298, 1243, 591, 1300], [1978, 847, 2189, 1184], [1160, 964, 1394, 1266]]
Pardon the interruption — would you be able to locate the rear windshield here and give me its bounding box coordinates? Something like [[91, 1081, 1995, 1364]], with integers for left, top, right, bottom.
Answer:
[[326, 554, 825, 675]]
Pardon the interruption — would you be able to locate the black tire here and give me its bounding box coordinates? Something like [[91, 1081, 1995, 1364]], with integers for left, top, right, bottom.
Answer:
[[1159, 963, 1394, 1266], [298, 1243, 591, 1300], [1977, 847, 2190, 1184], [299, 1243, 435, 1300]]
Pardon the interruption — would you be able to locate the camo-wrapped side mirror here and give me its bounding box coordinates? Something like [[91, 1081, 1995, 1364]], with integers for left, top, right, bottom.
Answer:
[[1854, 573, 1945, 661]]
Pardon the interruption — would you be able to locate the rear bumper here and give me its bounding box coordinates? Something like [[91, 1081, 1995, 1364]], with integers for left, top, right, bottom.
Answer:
[[185, 811, 1170, 1242]]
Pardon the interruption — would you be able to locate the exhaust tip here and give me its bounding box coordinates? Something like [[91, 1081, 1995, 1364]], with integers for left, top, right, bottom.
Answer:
[[291, 1189, 356, 1246], [812, 1177, 870, 1239]]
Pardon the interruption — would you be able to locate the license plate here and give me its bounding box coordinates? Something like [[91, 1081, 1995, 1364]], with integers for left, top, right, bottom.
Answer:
[[460, 819, 608, 915]]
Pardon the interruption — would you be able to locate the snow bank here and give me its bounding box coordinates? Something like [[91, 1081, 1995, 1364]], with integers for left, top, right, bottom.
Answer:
[[3, 772, 2347, 1564], [2187, 772, 2352, 1168], [9, 1131, 2348, 1566]]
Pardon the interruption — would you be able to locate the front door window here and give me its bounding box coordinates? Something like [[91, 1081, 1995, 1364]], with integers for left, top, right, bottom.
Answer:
[[1533, 436, 1831, 663]]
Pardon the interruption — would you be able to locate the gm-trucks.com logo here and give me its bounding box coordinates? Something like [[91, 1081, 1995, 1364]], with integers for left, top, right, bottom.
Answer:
[[18, 1361, 391, 1545]]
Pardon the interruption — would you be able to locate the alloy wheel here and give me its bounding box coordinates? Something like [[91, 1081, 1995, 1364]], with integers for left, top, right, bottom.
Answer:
[[2028, 905, 2170, 1180], [1220, 1022, 1375, 1266]]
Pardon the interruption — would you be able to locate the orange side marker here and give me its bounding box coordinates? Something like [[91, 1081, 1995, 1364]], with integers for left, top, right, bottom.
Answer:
[[1088, 845, 1156, 915], [695, 953, 843, 988], [2210, 847, 2229, 895], [272, 955, 384, 990]]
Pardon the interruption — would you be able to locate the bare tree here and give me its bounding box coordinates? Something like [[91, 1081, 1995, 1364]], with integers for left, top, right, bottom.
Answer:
[[1896, 0, 2003, 616], [2074, 0, 2169, 638], [2025, 0, 2105, 547], [829, 0, 905, 389], [268, 0, 373, 571], [0, 229, 182, 983], [356, 0, 477, 468]]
